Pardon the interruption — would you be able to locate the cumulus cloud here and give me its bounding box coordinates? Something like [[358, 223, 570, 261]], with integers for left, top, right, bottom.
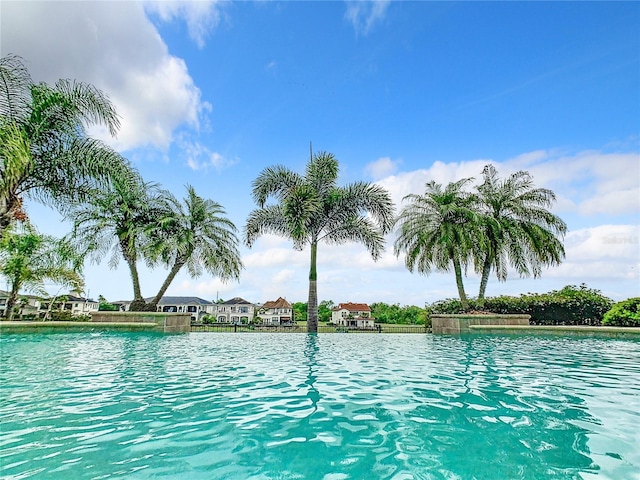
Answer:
[[143, 1, 225, 49], [1, 1, 209, 152], [376, 149, 640, 219], [344, 0, 390, 36], [365, 156, 400, 179], [181, 137, 237, 171]]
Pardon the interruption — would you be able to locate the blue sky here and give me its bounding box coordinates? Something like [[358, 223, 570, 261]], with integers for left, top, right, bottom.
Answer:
[[2, 1, 639, 306]]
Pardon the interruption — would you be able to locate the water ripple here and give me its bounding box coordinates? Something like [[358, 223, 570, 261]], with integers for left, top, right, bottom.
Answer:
[[1, 332, 639, 479]]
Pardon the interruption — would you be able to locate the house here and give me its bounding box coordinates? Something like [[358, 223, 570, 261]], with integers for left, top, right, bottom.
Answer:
[[257, 297, 293, 325], [56, 294, 99, 316], [118, 296, 214, 322], [212, 297, 255, 324], [0, 290, 42, 318], [0, 290, 99, 319], [331, 302, 375, 329]]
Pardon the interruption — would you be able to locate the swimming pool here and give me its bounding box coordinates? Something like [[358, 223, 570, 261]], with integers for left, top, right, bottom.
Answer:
[[1, 332, 638, 479]]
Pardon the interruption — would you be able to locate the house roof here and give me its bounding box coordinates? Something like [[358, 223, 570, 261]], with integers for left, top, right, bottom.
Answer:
[[219, 297, 253, 305], [142, 296, 213, 305], [66, 294, 97, 302], [332, 302, 371, 312], [261, 297, 291, 309]]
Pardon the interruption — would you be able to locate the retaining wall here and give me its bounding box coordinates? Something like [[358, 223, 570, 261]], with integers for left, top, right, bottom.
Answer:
[[431, 314, 530, 334], [91, 312, 191, 333]]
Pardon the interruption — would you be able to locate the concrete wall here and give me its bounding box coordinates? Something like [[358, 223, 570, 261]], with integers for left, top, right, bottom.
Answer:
[[431, 314, 530, 334], [91, 312, 191, 333]]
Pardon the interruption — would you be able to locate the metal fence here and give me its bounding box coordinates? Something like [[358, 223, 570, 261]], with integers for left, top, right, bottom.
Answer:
[[190, 323, 430, 334]]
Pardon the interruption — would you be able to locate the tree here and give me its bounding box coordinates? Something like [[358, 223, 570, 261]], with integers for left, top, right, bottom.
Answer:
[[65, 172, 165, 309], [394, 179, 480, 310], [146, 185, 243, 310], [474, 164, 566, 304], [0, 54, 132, 237], [0, 224, 83, 320], [292, 301, 308, 322], [245, 151, 394, 333], [318, 299, 335, 324]]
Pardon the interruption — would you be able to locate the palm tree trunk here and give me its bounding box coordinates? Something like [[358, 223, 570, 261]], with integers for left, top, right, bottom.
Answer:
[[477, 256, 492, 307], [4, 278, 20, 321], [307, 242, 318, 333], [149, 261, 185, 309], [452, 258, 469, 311], [120, 238, 145, 309]]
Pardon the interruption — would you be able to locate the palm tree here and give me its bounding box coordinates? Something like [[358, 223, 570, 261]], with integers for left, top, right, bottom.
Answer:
[[394, 179, 480, 310], [0, 54, 131, 236], [147, 185, 243, 310], [0, 224, 83, 321], [474, 164, 566, 304], [64, 172, 166, 310], [244, 151, 395, 333]]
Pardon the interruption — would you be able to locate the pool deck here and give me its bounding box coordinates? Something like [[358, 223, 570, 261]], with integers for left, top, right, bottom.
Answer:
[[469, 324, 640, 336]]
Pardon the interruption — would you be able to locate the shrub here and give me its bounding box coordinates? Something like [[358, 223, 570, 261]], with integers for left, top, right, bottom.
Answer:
[[428, 284, 613, 326], [98, 302, 119, 311], [48, 311, 91, 322], [602, 298, 640, 327]]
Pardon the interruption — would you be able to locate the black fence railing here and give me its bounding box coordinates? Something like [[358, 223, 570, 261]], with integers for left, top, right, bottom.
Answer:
[[190, 323, 430, 334]]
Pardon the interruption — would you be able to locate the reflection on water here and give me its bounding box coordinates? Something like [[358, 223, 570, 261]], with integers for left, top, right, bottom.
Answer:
[[1, 333, 638, 479]]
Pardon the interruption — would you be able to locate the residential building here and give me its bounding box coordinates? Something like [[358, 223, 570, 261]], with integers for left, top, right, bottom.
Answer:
[[257, 297, 293, 325], [212, 297, 255, 324], [0, 290, 41, 318], [0, 290, 98, 319], [118, 296, 214, 321], [57, 294, 99, 316], [331, 302, 375, 329]]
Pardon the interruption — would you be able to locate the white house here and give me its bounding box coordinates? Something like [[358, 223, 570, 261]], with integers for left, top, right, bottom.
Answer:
[[212, 297, 255, 324], [0, 290, 42, 318], [0, 290, 98, 319], [257, 297, 293, 325], [331, 302, 375, 329]]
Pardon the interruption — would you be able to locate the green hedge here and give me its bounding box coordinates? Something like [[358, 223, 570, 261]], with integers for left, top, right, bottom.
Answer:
[[602, 298, 640, 327], [429, 284, 613, 326]]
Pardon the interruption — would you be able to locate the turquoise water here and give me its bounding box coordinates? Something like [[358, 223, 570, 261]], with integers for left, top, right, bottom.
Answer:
[[1, 333, 639, 479]]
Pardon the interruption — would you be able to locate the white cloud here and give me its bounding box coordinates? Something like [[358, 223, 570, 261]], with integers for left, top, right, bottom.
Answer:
[[1, 1, 209, 152], [365, 156, 400, 179], [143, 1, 225, 49], [376, 150, 640, 219], [182, 138, 237, 171], [344, 0, 390, 36]]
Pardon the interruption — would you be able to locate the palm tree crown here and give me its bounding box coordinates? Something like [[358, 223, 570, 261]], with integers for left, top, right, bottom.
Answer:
[[64, 172, 165, 305], [0, 54, 131, 236], [394, 178, 481, 310], [474, 164, 566, 301], [245, 151, 395, 332], [148, 185, 243, 307], [1, 224, 83, 320]]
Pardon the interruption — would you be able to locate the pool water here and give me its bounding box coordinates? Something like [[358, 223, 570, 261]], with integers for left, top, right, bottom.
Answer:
[[1, 332, 638, 479]]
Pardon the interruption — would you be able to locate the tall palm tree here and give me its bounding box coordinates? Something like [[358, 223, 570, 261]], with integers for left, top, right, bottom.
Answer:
[[394, 179, 480, 310], [244, 151, 395, 333], [64, 172, 166, 310], [0, 54, 131, 236], [147, 185, 243, 309], [474, 164, 566, 304], [0, 224, 83, 321]]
